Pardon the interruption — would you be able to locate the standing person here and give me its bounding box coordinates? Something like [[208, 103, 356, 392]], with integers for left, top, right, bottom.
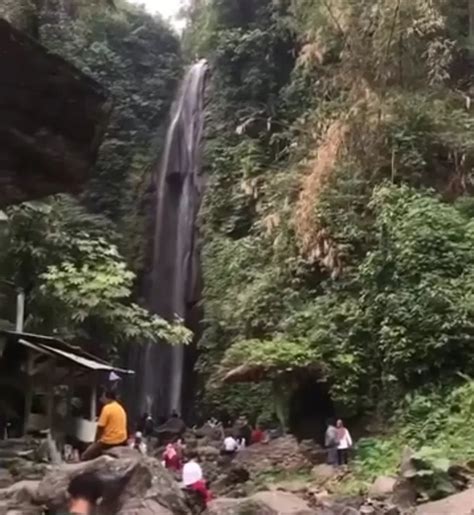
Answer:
[[182, 452, 212, 507], [81, 390, 128, 461], [61, 472, 103, 514], [163, 443, 182, 471], [325, 419, 338, 465], [237, 416, 252, 447], [336, 419, 352, 466]]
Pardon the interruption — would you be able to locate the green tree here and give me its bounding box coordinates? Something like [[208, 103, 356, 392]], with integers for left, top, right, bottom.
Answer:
[[0, 198, 191, 355]]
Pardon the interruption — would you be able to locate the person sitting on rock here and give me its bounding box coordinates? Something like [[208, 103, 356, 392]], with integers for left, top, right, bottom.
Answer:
[[129, 431, 147, 455], [221, 430, 239, 456], [182, 451, 212, 507], [81, 389, 128, 461], [62, 471, 103, 514]]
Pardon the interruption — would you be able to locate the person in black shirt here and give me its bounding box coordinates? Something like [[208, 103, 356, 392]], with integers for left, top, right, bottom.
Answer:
[[61, 472, 103, 514]]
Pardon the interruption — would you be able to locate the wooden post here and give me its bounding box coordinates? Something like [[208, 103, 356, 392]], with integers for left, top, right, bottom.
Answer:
[[22, 350, 33, 435], [15, 289, 25, 332], [90, 379, 97, 421]]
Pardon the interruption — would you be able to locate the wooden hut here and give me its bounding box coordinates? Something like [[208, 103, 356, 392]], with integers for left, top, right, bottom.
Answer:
[[0, 330, 133, 444]]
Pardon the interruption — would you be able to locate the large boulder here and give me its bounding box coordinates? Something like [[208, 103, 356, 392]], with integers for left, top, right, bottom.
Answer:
[[414, 486, 474, 515], [0, 447, 192, 514], [368, 476, 397, 499], [234, 436, 313, 475]]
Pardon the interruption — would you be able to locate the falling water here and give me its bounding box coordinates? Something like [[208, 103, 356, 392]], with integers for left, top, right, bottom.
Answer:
[[135, 60, 208, 418]]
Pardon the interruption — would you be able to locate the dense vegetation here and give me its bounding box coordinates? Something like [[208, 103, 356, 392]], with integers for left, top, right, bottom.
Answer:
[[3, 2, 474, 484], [183, 0, 474, 427], [0, 0, 189, 356]]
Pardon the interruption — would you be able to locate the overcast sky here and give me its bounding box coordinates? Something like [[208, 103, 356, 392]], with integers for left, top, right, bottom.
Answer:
[[130, 0, 185, 22]]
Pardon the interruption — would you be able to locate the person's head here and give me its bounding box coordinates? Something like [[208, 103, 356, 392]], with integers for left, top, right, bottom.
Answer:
[[336, 419, 344, 428], [67, 472, 103, 514], [100, 389, 116, 405], [135, 431, 143, 443], [326, 418, 336, 428]]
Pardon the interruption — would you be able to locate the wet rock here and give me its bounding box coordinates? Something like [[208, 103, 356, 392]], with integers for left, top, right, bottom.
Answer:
[[368, 476, 397, 499], [311, 464, 337, 484]]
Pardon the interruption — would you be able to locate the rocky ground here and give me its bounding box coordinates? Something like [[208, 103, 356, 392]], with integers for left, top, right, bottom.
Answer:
[[0, 432, 472, 514]]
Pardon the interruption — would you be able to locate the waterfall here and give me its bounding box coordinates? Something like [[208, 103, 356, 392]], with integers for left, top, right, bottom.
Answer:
[[135, 60, 208, 419]]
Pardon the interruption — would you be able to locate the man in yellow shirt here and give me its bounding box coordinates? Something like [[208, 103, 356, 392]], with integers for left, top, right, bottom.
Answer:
[[82, 390, 128, 461]]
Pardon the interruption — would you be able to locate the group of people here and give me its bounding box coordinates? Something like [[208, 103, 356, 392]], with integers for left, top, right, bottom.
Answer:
[[325, 418, 353, 466], [162, 440, 212, 507], [221, 415, 267, 456]]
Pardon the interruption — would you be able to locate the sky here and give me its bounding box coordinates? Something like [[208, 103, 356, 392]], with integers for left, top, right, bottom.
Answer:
[[130, 0, 185, 22]]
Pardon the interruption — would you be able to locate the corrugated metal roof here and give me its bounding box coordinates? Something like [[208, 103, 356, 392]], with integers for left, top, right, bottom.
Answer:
[[16, 338, 134, 375]]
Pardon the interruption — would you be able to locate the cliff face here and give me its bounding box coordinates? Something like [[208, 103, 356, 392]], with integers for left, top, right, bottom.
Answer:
[[0, 19, 111, 207], [183, 0, 474, 422]]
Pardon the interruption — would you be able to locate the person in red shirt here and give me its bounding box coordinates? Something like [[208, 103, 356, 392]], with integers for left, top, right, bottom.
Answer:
[[182, 452, 212, 507], [251, 425, 265, 444], [163, 443, 182, 471]]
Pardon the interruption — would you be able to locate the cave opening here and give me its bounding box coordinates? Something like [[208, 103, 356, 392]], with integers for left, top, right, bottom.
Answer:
[[288, 380, 335, 445]]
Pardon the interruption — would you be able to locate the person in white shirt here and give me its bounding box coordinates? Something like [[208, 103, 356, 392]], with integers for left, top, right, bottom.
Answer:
[[222, 434, 239, 456], [182, 458, 203, 486], [129, 431, 147, 455], [336, 419, 352, 466]]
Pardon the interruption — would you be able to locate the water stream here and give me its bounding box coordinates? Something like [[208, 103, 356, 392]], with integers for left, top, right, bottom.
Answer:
[[135, 60, 208, 419]]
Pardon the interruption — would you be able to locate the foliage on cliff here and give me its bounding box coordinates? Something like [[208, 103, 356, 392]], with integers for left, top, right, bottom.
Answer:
[[0, 0, 187, 352], [187, 0, 474, 419], [0, 198, 191, 355], [2, 0, 183, 271]]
